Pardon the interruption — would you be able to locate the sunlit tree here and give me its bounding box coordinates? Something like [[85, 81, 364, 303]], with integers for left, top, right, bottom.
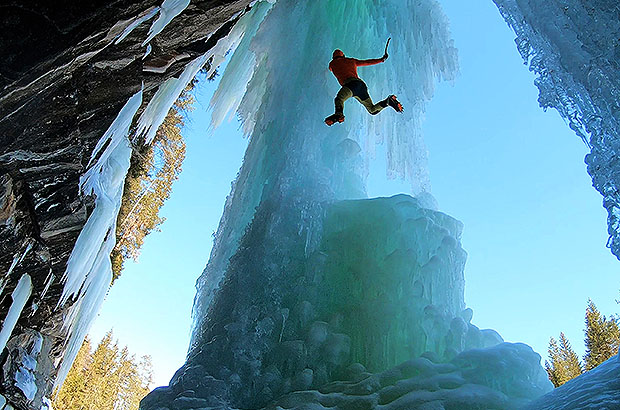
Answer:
[[52, 331, 153, 410], [584, 299, 620, 370], [545, 332, 582, 387], [111, 82, 195, 281]]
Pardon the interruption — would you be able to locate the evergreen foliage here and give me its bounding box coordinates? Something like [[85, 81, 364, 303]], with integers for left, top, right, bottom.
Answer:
[[111, 83, 195, 281], [583, 299, 620, 370], [546, 299, 620, 387], [544, 332, 582, 387], [52, 331, 153, 410]]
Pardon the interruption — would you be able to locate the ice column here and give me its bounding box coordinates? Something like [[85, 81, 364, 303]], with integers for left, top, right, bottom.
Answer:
[[190, 0, 458, 350], [139, 1, 555, 409]]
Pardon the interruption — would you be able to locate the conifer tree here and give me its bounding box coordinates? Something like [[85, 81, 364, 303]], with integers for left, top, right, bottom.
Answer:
[[53, 331, 153, 410], [544, 333, 582, 387], [111, 83, 194, 281], [86, 330, 120, 410], [584, 299, 620, 370], [52, 336, 92, 410]]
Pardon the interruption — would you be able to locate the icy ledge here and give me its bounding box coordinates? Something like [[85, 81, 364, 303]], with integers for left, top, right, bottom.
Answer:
[[492, 0, 620, 259], [263, 343, 550, 410], [141, 343, 551, 410]]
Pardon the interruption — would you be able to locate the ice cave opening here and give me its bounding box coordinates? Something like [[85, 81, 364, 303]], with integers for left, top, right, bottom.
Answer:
[[40, 0, 620, 409]]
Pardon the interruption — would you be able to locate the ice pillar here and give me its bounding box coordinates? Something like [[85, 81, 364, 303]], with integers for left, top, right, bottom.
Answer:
[[140, 1, 550, 409]]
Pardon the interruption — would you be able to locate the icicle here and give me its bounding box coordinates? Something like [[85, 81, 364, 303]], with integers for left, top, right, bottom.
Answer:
[[0, 274, 33, 353], [55, 90, 141, 389], [41, 397, 54, 410], [55, 236, 114, 389], [135, 54, 208, 144], [60, 89, 142, 306], [209, 1, 275, 129], [143, 44, 153, 59], [114, 6, 160, 45], [141, 0, 191, 46]]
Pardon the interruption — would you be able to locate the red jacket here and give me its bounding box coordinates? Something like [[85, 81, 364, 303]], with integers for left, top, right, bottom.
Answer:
[[329, 57, 385, 86]]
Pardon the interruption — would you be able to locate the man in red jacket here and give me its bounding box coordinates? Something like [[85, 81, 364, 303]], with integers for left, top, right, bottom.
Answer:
[[325, 46, 403, 126]]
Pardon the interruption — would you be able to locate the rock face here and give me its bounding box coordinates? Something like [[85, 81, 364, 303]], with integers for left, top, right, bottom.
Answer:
[[0, 1, 251, 408]]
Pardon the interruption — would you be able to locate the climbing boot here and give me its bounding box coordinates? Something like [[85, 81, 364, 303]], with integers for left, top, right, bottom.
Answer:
[[325, 113, 345, 126], [387, 95, 404, 112]]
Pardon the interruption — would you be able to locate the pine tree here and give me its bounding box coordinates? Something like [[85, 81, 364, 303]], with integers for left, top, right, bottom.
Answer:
[[110, 83, 193, 281], [122, 355, 153, 410], [86, 330, 120, 410], [584, 299, 620, 370], [544, 333, 582, 387], [53, 331, 153, 410], [52, 336, 92, 410]]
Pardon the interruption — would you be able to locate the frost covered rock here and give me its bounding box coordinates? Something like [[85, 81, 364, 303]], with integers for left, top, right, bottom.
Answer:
[[1, 330, 43, 409], [493, 0, 620, 259]]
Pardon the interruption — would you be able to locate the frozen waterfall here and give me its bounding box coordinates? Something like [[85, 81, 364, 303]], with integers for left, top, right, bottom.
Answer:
[[190, 0, 458, 351], [141, 1, 551, 409]]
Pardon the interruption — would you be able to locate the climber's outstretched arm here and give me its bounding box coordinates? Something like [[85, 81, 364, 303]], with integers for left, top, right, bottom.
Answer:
[[355, 39, 390, 66], [354, 57, 385, 67]]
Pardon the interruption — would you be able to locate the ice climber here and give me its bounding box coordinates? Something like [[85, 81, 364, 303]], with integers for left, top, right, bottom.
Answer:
[[325, 38, 403, 126]]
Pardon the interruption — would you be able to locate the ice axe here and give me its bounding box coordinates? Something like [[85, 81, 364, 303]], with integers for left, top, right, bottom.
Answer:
[[383, 37, 391, 59]]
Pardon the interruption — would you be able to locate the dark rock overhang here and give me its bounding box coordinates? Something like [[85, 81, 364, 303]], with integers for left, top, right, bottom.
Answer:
[[0, 1, 251, 408]]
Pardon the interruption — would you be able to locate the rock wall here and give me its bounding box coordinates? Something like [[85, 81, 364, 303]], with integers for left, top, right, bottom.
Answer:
[[0, 1, 251, 408]]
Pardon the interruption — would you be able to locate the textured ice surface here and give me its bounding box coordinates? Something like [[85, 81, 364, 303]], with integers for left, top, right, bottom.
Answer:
[[0, 274, 32, 353], [191, 0, 458, 350], [524, 353, 620, 409], [137, 1, 554, 409], [263, 343, 550, 410], [493, 0, 620, 259], [142, 194, 551, 409]]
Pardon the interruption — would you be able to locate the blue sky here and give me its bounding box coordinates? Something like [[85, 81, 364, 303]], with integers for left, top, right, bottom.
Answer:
[[89, 0, 619, 387]]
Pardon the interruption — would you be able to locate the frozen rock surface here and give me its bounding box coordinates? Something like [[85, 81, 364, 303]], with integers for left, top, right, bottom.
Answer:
[[493, 0, 620, 259]]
